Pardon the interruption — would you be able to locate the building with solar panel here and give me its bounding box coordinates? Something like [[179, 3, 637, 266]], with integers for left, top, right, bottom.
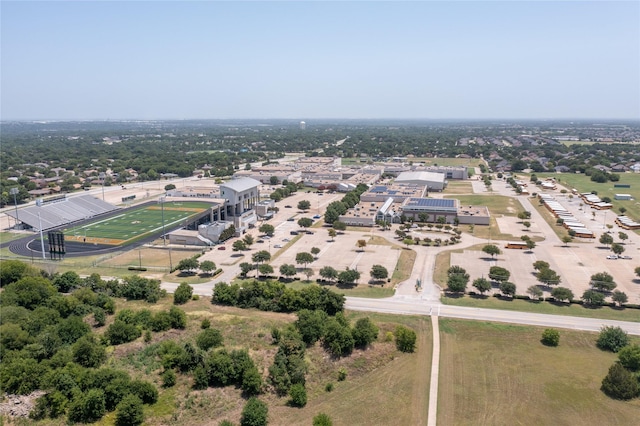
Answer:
[[401, 198, 459, 223]]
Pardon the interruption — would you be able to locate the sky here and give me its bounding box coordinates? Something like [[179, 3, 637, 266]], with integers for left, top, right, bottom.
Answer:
[[1, 1, 639, 120]]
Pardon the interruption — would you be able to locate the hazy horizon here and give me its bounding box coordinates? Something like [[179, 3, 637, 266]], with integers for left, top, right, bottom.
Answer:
[[2, 1, 638, 121]]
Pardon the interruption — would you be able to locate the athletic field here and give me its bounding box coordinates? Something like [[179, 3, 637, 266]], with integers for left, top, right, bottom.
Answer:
[[63, 201, 212, 245]]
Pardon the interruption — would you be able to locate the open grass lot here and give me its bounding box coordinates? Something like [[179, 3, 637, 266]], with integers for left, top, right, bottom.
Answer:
[[272, 314, 432, 426], [63, 201, 212, 245], [445, 194, 525, 240], [438, 319, 640, 426], [441, 294, 640, 322], [443, 180, 474, 194], [533, 172, 640, 224], [100, 297, 430, 426], [0, 231, 28, 244]]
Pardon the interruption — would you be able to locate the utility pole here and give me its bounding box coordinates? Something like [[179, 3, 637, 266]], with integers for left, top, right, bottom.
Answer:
[[99, 172, 106, 201], [10, 187, 19, 229]]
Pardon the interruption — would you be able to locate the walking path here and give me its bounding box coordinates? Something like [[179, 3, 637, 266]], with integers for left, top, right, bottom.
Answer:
[[427, 314, 440, 426]]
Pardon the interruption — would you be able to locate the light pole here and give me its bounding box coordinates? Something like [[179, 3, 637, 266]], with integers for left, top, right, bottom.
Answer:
[[99, 172, 106, 201], [159, 196, 166, 246], [9, 187, 19, 229]]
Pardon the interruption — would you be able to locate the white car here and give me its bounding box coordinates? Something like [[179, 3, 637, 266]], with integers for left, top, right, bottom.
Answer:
[[606, 255, 618, 260], [619, 255, 632, 260], [273, 244, 283, 249]]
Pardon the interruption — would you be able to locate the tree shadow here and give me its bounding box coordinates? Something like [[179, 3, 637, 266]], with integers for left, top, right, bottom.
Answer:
[[443, 292, 464, 299]]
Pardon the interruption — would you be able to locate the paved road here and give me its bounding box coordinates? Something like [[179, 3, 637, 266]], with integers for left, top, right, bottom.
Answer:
[[345, 296, 640, 335]]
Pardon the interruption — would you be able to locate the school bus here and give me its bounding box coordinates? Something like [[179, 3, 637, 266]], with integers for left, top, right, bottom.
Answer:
[[505, 241, 528, 249]]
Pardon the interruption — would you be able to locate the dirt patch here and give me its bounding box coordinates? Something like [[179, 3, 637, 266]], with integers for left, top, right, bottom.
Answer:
[[0, 391, 46, 419]]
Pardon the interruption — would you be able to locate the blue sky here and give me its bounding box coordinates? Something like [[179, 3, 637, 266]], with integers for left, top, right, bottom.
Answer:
[[1, 1, 638, 120]]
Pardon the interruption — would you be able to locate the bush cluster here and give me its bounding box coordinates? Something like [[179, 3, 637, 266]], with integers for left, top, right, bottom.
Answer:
[[212, 280, 345, 315]]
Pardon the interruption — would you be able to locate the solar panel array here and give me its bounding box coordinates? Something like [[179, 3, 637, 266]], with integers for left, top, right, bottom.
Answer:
[[406, 198, 455, 208]]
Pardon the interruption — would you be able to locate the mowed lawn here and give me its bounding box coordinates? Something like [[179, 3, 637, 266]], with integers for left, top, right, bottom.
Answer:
[[438, 319, 640, 426], [64, 201, 211, 244]]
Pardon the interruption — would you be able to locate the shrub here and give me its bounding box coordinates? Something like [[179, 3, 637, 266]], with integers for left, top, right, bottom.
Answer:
[[601, 362, 640, 400], [541, 329, 560, 347], [240, 397, 268, 426], [288, 383, 307, 407], [196, 328, 224, 351], [337, 368, 347, 381], [192, 366, 209, 390], [129, 380, 158, 404], [352, 317, 379, 348], [67, 388, 106, 424], [395, 325, 417, 353], [106, 320, 142, 345], [618, 344, 640, 371], [201, 318, 211, 329], [597, 326, 630, 352], [161, 369, 176, 388], [115, 394, 144, 426], [313, 413, 333, 426], [173, 282, 193, 305], [325, 382, 334, 392]]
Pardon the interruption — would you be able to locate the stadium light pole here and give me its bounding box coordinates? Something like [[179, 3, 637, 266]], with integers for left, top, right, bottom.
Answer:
[[159, 196, 166, 246], [99, 172, 106, 201], [10, 187, 19, 229]]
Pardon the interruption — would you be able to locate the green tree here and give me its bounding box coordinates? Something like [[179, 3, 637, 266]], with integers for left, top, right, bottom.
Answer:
[[532, 260, 550, 271], [356, 239, 367, 252], [252, 250, 271, 264], [279, 264, 297, 280], [258, 264, 274, 278], [295, 309, 328, 345], [173, 282, 193, 305], [243, 234, 255, 247], [239, 262, 254, 278], [447, 274, 468, 294], [611, 290, 628, 307], [328, 228, 337, 241], [68, 388, 106, 424], [599, 233, 614, 247], [72, 335, 106, 368], [311, 246, 321, 258], [106, 320, 142, 345], [536, 268, 561, 286], [482, 244, 501, 259], [541, 329, 560, 347], [233, 240, 247, 251], [618, 344, 640, 371], [53, 271, 82, 293], [488, 266, 510, 283], [527, 285, 543, 300], [611, 243, 624, 256], [370, 264, 388, 282], [352, 317, 379, 348], [259, 223, 275, 236], [240, 397, 268, 426], [199, 260, 216, 275], [472, 277, 492, 295], [297, 200, 311, 211], [297, 217, 313, 228], [289, 383, 307, 407], [582, 289, 605, 306], [295, 252, 314, 269], [319, 266, 338, 282], [196, 328, 224, 351], [323, 317, 354, 357], [590, 272, 616, 292], [597, 326, 629, 352], [115, 394, 144, 426], [395, 325, 417, 353], [561, 235, 573, 246], [499, 281, 516, 297], [176, 257, 199, 275], [337, 268, 360, 285], [601, 363, 640, 400], [551, 286, 573, 302]]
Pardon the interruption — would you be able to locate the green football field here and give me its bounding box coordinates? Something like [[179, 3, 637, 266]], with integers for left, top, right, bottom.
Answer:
[[63, 201, 212, 245]]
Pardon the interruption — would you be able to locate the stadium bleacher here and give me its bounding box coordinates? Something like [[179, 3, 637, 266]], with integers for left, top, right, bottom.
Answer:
[[6, 195, 119, 231]]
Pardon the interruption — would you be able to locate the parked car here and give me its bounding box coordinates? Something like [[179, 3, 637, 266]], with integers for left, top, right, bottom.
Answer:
[[274, 244, 283, 248], [218, 246, 226, 250], [290, 231, 299, 235], [619, 255, 632, 259], [285, 205, 292, 208], [312, 215, 321, 219], [256, 239, 264, 243], [606, 255, 618, 259], [287, 218, 295, 222], [282, 238, 290, 242]]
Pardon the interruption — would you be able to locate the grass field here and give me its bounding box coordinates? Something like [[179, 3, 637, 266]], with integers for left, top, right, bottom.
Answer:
[[438, 319, 640, 425], [441, 294, 640, 322], [446, 194, 525, 240], [63, 201, 212, 245]]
